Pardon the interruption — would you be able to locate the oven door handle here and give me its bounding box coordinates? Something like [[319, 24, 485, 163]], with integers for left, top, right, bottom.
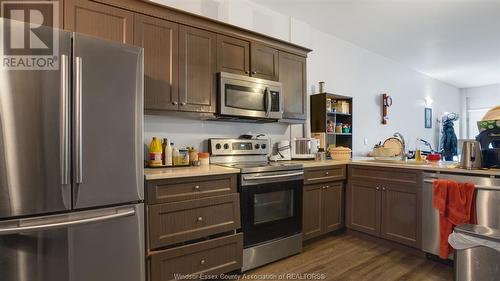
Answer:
[[243, 171, 304, 181]]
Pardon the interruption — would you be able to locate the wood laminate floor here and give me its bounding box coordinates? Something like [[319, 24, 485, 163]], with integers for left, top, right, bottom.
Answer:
[[249, 234, 453, 281]]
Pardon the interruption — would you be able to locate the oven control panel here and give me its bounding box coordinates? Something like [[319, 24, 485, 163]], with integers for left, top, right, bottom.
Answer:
[[209, 138, 270, 156]]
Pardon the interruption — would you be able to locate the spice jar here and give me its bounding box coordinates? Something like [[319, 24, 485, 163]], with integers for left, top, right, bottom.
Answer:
[[335, 123, 343, 133], [188, 147, 198, 165], [198, 152, 209, 166]]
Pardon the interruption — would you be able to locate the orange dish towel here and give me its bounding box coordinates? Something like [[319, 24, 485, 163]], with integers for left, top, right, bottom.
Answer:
[[432, 179, 475, 259]]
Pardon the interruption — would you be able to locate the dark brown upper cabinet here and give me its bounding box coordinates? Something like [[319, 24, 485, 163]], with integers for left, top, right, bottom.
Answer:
[[179, 25, 217, 113], [279, 51, 307, 120], [64, 0, 134, 44], [250, 42, 279, 81], [134, 14, 179, 111], [217, 35, 250, 76]]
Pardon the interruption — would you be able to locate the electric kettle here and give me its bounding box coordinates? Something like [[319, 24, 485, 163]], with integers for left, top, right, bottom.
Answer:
[[460, 140, 483, 169]]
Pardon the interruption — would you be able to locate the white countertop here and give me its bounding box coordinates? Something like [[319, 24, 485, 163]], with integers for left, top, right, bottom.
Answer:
[[290, 158, 499, 176], [144, 165, 239, 180], [144, 158, 499, 180]]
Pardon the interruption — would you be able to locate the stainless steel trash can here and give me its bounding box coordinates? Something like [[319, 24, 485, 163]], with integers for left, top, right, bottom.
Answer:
[[451, 224, 500, 281]]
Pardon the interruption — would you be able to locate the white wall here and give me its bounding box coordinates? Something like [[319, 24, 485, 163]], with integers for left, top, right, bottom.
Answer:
[[146, 0, 462, 155], [460, 83, 500, 138]]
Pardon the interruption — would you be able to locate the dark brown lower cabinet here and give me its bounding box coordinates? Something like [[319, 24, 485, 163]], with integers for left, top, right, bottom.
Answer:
[[346, 166, 422, 248], [149, 233, 243, 281], [146, 174, 242, 280], [346, 181, 381, 236], [303, 181, 344, 241], [380, 184, 421, 248], [148, 194, 240, 249]]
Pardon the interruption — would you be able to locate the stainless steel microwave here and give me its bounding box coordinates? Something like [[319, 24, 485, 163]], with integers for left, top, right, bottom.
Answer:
[[218, 72, 283, 120]]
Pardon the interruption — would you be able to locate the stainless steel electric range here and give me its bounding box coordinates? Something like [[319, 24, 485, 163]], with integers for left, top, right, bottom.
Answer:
[[209, 138, 304, 272]]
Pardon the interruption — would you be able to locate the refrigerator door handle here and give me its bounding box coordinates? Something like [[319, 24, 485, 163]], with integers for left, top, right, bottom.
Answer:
[[60, 54, 70, 185], [0, 207, 135, 235], [75, 56, 83, 184]]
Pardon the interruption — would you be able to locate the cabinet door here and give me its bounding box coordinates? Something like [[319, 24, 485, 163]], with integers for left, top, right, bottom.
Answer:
[[250, 42, 279, 81], [217, 35, 250, 76], [134, 14, 179, 111], [303, 184, 323, 240], [346, 181, 381, 236], [179, 26, 217, 113], [279, 52, 307, 120], [323, 182, 344, 233], [380, 184, 421, 248], [64, 0, 133, 44]]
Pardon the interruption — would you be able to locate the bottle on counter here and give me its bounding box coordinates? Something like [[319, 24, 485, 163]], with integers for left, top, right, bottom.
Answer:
[[415, 139, 423, 161], [172, 144, 179, 166], [189, 147, 199, 166], [149, 137, 162, 167], [162, 138, 172, 166], [178, 148, 190, 166]]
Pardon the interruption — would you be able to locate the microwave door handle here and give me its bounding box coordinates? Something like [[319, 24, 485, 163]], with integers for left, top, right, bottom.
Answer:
[[265, 87, 271, 117]]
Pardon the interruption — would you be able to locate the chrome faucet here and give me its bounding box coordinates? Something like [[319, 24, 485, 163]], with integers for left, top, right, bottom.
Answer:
[[393, 132, 407, 161]]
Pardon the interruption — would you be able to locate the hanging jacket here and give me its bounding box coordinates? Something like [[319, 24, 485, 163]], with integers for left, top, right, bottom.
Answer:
[[440, 120, 458, 161]]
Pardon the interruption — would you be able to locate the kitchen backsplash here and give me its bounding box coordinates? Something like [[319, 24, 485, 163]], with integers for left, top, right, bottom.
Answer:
[[144, 115, 304, 155]]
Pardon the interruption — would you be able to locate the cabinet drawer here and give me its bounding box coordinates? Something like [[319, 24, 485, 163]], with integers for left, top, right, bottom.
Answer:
[[304, 165, 346, 185], [148, 194, 240, 249], [146, 174, 237, 204], [150, 233, 243, 281], [349, 165, 420, 186]]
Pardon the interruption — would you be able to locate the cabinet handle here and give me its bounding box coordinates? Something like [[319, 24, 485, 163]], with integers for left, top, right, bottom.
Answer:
[[194, 185, 200, 190], [325, 186, 329, 189], [325, 172, 329, 176], [376, 187, 380, 190], [382, 187, 386, 191], [180, 102, 186, 106], [251, 71, 257, 74], [245, 71, 249, 74], [172, 101, 178, 105], [322, 186, 326, 190], [200, 259, 206, 265], [197, 216, 203, 222]]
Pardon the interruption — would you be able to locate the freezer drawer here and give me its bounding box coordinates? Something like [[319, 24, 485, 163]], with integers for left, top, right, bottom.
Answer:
[[0, 203, 145, 281]]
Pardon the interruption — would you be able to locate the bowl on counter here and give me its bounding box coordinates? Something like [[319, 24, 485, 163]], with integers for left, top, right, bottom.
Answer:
[[372, 146, 399, 157], [426, 153, 442, 162], [329, 146, 352, 160]]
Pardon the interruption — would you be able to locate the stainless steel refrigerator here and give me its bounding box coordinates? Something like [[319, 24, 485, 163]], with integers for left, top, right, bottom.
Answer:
[[0, 19, 144, 281]]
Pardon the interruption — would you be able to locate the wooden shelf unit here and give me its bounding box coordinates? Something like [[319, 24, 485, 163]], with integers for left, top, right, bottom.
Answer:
[[310, 93, 353, 150]]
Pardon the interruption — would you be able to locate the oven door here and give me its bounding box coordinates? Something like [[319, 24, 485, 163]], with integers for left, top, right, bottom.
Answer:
[[240, 172, 303, 247], [219, 72, 282, 119]]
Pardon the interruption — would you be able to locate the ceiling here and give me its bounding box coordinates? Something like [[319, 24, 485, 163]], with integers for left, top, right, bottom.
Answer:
[[250, 0, 500, 88]]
